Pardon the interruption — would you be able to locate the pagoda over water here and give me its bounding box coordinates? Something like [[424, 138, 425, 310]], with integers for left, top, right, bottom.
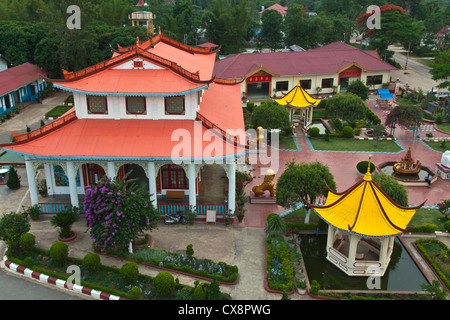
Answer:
[[307, 157, 425, 277], [273, 80, 321, 133]]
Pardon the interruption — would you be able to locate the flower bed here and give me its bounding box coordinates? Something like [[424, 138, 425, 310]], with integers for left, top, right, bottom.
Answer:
[[265, 235, 294, 293], [415, 239, 450, 291], [95, 245, 239, 284], [6, 246, 231, 300]]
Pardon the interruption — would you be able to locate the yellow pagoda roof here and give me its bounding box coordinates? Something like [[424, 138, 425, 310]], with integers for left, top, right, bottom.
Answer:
[[307, 159, 425, 238], [273, 80, 321, 109]]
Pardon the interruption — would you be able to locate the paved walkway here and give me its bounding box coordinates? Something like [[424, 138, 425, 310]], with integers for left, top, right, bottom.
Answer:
[[0, 95, 449, 300]]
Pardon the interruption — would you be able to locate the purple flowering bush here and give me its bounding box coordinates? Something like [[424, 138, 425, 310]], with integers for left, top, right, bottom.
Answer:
[[83, 175, 159, 252]]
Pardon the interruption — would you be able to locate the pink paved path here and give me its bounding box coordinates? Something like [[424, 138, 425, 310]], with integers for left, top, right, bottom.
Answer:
[[241, 99, 450, 228]]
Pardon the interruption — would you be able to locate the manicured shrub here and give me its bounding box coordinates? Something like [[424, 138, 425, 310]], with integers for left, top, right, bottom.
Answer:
[[208, 278, 222, 300], [342, 125, 354, 138], [444, 220, 450, 233], [308, 127, 320, 137], [6, 166, 20, 189], [193, 282, 210, 300], [120, 261, 139, 285], [434, 113, 443, 124], [130, 287, 141, 299], [411, 224, 438, 233], [19, 233, 36, 253], [153, 271, 175, 296], [83, 253, 101, 272], [0, 212, 31, 252], [310, 280, 320, 295], [50, 242, 69, 267], [186, 244, 194, 258], [356, 161, 375, 174], [175, 287, 193, 300]]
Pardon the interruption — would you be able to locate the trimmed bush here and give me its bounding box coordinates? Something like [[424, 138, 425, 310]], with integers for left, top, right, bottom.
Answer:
[[434, 113, 443, 124], [6, 166, 20, 189], [130, 287, 141, 299], [120, 261, 139, 285], [356, 161, 375, 174], [208, 278, 222, 300], [19, 233, 35, 253], [0, 212, 31, 252], [444, 220, 450, 233], [186, 244, 194, 258], [308, 127, 320, 137], [342, 125, 354, 138], [194, 282, 210, 300], [83, 253, 101, 272], [411, 224, 438, 233], [50, 242, 69, 267], [153, 271, 175, 296]]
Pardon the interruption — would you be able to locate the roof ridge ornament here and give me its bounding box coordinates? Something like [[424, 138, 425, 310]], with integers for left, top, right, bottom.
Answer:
[[363, 155, 372, 181]]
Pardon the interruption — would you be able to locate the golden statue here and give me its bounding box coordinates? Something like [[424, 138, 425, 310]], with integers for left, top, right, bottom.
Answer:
[[393, 142, 421, 175], [252, 169, 276, 197]]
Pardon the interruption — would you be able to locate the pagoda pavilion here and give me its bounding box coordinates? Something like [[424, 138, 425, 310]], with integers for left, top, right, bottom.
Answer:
[[273, 80, 321, 132], [307, 157, 424, 277], [0, 33, 247, 220]]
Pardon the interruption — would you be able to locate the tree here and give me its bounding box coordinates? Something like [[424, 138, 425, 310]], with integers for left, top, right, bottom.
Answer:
[[356, 4, 420, 61], [347, 80, 369, 101], [260, 9, 284, 51], [0, 212, 30, 253], [372, 174, 408, 207], [324, 93, 367, 123], [385, 104, 423, 137], [84, 174, 160, 252], [251, 100, 290, 131], [276, 160, 336, 224], [430, 49, 450, 90], [6, 166, 20, 189]]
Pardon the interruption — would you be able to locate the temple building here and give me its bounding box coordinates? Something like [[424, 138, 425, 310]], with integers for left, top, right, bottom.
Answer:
[[213, 42, 396, 100], [273, 80, 321, 133], [0, 33, 247, 220], [307, 158, 424, 277]]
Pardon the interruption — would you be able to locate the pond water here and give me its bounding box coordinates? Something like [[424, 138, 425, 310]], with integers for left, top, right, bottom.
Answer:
[[379, 162, 434, 181], [299, 235, 429, 291]]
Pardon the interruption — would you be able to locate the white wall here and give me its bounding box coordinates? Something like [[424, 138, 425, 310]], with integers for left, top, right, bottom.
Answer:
[[74, 91, 199, 120]]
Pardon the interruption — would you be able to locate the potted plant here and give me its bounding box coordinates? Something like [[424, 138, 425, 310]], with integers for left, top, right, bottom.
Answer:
[[296, 280, 307, 295], [23, 204, 40, 220], [185, 205, 197, 225], [224, 209, 232, 226], [51, 206, 79, 241]]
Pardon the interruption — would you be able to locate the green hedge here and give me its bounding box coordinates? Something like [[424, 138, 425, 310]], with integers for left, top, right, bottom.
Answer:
[[415, 239, 450, 291], [266, 235, 294, 292]]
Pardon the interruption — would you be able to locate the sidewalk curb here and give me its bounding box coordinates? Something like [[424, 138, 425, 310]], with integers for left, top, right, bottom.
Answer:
[[1, 245, 125, 300]]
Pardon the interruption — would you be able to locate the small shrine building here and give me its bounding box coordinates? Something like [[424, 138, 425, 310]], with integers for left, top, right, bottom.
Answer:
[[273, 80, 321, 132], [307, 158, 424, 277]]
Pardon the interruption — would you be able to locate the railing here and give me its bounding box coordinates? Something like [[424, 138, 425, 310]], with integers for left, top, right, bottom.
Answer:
[[11, 111, 77, 144], [39, 203, 71, 214], [39, 202, 229, 218]]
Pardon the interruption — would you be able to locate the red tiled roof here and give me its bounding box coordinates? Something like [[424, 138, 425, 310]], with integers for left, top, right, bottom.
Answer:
[[0, 63, 47, 96], [259, 3, 288, 15], [198, 42, 219, 49], [435, 25, 448, 38], [213, 42, 396, 79], [2, 82, 245, 159], [54, 68, 207, 95]]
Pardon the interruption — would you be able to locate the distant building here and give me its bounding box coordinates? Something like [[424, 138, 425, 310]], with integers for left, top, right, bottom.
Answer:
[[213, 41, 397, 100], [0, 62, 48, 115], [0, 54, 12, 72]]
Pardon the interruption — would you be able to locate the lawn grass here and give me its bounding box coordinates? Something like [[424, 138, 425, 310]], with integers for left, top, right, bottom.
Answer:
[[278, 136, 298, 150], [44, 105, 73, 118], [436, 123, 450, 134], [423, 140, 448, 153], [408, 208, 449, 231], [309, 138, 403, 153]]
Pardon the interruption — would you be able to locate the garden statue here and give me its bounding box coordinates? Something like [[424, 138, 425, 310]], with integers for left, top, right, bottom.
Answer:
[[393, 142, 421, 175], [252, 169, 275, 197], [441, 150, 450, 168]]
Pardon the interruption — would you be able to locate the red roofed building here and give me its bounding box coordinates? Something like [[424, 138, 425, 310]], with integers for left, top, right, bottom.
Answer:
[[1, 34, 247, 220], [213, 41, 397, 99], [0, 62, 48, 115], [259, 3, 288, 16]]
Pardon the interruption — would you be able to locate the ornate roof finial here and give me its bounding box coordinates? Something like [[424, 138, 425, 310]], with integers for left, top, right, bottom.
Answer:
[[364, 155, 372, 181]]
